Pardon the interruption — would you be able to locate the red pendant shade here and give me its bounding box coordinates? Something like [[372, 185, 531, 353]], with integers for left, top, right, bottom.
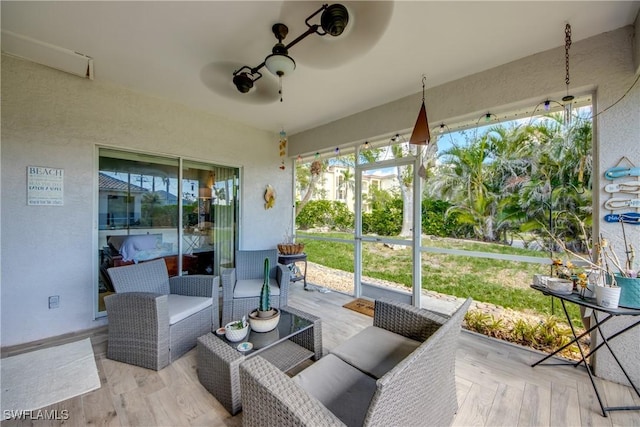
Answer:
[[409, 101, 430, 145]]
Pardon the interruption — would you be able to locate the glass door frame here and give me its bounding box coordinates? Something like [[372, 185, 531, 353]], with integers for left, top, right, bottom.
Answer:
[[95, 147, 240, 318], [354, 149, 423, 306]]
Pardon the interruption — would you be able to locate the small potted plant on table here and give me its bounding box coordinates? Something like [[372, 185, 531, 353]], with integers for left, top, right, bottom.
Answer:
[[248, 257, 281, 332], [224, 317, 249, 342]]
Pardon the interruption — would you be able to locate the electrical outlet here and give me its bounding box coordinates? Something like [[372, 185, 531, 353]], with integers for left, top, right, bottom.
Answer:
[[48, 295, 60, 309]]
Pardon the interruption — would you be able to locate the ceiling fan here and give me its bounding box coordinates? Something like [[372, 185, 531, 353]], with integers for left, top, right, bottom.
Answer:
[[232, 3, 349, 101], [201, 1, 393, 104], [278, 1, 394, 70]]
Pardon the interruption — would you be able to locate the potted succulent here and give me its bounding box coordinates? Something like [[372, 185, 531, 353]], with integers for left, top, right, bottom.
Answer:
[[248, 257, 281, 332], [224, 317, 249, 342]]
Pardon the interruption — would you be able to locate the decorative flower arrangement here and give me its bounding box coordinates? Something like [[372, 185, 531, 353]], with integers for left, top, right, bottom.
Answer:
[[544, 210, 638, 301], [592, 236, 638, 279], [552, 234, 638, 292], [551, 258, 589, 296], [278, 226, 305, 255]]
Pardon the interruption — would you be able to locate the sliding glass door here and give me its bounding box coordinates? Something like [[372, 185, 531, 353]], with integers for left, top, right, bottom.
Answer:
[[96, 149, 238, 315]]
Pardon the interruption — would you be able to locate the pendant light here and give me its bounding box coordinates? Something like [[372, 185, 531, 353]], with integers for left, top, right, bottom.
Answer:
[[409, 75, 431, 145], [265, 24, 296, 102]]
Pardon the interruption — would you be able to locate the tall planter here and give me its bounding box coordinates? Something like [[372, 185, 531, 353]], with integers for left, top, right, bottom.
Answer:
[[248, 257, 280, 332], [615, 274, 640, 309]]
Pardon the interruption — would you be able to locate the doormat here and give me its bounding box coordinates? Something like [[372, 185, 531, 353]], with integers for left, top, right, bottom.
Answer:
[[1, 338, 100, 413], [343, 298, 375, 318]]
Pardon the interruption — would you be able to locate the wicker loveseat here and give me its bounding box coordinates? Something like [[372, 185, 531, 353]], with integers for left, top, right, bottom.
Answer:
[[240, 297, 472, 427], [105, 258, 219, 370]]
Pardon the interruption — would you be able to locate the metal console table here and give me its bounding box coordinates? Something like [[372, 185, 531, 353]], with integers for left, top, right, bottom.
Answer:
[[278, 253, 310, 290], [530, 284, 640, 417]]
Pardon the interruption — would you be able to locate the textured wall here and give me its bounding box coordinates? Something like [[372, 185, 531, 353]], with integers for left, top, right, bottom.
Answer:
[[634, 9, 640, 74], [290, 26, 640, 387], [1, 54, 293, 346]]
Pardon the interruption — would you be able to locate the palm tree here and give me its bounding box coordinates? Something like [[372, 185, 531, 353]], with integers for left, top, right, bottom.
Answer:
[[427, 108, 592, 246], [387, 142, 418, 237], [431, 132, 498, 241], [296, 159, 327, 217], [518, 111, 593, 251], [339, 167, 355, 203]]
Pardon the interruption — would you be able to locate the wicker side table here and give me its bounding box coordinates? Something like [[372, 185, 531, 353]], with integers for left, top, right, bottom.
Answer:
[[197, 306, 322, 415]]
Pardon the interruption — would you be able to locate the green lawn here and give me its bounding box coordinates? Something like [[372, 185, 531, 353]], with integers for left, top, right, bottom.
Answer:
[[297, 231, 582, 324]]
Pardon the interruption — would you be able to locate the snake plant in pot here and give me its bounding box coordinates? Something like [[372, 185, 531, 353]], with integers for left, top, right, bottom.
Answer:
[[248, 257, 281, 332]]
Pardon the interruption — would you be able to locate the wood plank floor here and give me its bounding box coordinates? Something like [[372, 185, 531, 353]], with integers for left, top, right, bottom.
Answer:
[[2, 285, 639, 426]]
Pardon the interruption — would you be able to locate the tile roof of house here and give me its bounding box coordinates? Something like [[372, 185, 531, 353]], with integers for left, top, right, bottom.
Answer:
[[99, 172, 147, 193]]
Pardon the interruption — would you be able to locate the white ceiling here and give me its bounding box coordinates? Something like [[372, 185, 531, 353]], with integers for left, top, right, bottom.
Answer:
[[2, 1, 639, 135]]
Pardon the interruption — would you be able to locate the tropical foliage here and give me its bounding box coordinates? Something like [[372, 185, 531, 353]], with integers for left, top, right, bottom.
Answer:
[[296, 200, 354, 231], [425, 110, 592, 249], [295, 109, 592, 249]]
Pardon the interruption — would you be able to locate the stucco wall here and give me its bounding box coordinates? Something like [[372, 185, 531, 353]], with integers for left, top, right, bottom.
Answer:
[[291, 26, 640, 387], [634, 9, 640, 74], [1, 54, 293, 346]]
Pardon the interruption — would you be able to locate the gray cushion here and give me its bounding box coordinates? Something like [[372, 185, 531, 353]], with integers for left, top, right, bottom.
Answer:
[[167, 294, 212, 325], [331, 326, 421, 379], [294, 354, 376, 427], [233, 278, 280, 298]]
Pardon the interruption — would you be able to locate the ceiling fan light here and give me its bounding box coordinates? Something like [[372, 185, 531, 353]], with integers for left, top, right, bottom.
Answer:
[[321, 4, 349, 36], [265, 53, 296, 76], [232, 72, 254, 93]]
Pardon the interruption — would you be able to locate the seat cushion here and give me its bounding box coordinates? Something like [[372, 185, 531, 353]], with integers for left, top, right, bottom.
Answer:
[[331, 326, 421, 379], [167, 294, 212, 325], [294, 354, 376, 427], [233, 278, 280, 298]]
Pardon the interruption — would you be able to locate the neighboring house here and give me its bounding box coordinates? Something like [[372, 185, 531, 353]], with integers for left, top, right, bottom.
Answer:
[[304, 165, 397, 213], [98, 172, 147, 229], [98, 173, 186, 229]]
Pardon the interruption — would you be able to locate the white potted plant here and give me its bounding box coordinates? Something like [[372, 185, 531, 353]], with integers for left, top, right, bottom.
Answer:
[[224, 317, 249, 342]]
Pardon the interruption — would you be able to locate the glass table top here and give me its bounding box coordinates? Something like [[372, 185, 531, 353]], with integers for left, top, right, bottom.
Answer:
[[217, 308, 312, 356]]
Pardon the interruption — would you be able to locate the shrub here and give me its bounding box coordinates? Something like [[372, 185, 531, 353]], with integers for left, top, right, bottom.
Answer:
[[296, 200, 354, 231], [464, 310, 582, 360], [421, 198, 472, 237], [362, 197, 403, 235]]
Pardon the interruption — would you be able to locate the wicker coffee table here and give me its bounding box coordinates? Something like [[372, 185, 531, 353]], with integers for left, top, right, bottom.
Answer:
[[197, 306, 322, 415]]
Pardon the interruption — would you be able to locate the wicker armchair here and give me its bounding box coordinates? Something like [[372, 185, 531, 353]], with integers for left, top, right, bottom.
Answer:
[[105, 258, 218, 370], [240, 298, 472, 427], [220, 249, 290, 325]]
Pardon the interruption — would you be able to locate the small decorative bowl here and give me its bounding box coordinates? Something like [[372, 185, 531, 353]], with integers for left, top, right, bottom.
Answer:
[[547, 278, 573, 295], [237, 342, 253, 352], [224, 321, 249, 342]]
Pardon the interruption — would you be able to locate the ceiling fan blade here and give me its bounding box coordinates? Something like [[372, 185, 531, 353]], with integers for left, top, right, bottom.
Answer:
[[200, 61, 279, 104], [278, 1, 394, 69]]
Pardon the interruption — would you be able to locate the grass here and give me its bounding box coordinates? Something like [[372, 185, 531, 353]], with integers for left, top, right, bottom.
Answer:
[[297, 231, 582, 325]]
